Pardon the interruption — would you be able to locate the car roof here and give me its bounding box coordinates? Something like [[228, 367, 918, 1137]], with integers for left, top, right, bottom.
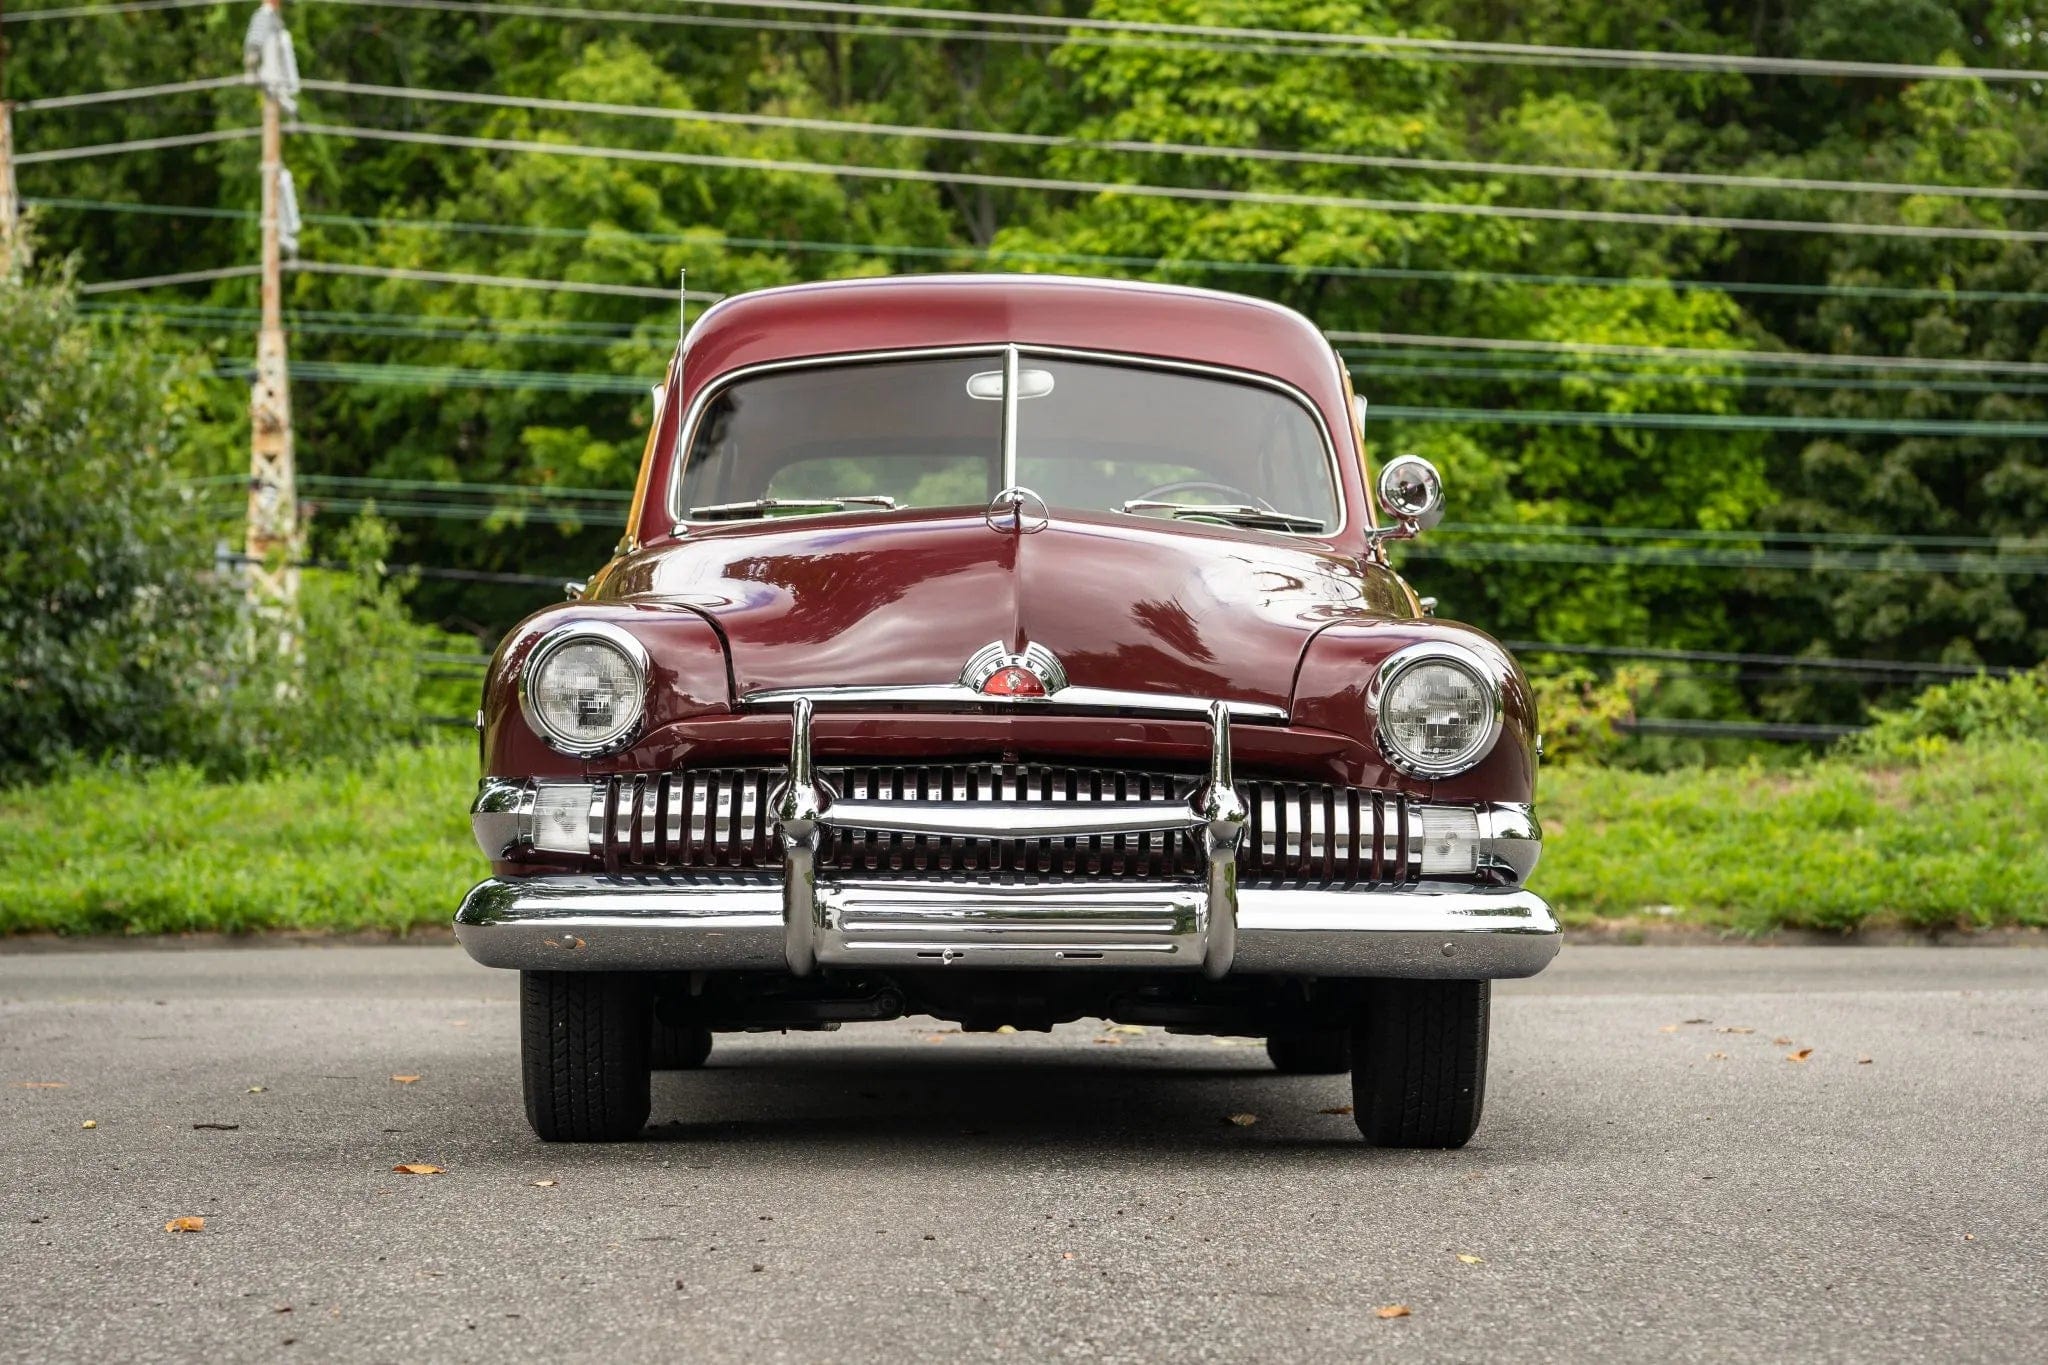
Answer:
[[678, 274, 1347, 410]]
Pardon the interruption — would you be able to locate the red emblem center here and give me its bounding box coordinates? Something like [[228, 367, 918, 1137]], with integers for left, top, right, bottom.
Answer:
[[979, 666, 1047, 698]]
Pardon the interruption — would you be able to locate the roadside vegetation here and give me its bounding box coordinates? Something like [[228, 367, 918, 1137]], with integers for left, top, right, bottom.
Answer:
[[6, 683, 2044, 937]]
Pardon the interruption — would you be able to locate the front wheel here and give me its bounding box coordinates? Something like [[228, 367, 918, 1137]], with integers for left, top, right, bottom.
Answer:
[[1349, 979, 1490, 1149], [521, 971, 652, 1142]]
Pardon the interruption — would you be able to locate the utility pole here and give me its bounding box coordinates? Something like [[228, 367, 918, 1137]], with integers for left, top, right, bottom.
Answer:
[[0, 98, 20, 276], [242, 0, 301, 606], [1, 4, 21, 278]]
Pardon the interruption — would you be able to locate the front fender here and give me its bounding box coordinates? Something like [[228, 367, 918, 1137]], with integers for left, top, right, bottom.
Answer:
[[480, 602, 733, 778], [1291, 618, 1537, 803]]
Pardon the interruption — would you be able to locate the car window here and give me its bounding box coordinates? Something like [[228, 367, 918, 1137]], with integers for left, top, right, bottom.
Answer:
[[1015, 359, 1338, 531], [676, 351, 1337, 532], [679, 357, 1002, 515]]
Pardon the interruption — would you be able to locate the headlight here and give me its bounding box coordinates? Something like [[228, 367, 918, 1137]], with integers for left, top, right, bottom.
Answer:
[[1371, 643, 1501, 777], [519, 623, 649, 757]]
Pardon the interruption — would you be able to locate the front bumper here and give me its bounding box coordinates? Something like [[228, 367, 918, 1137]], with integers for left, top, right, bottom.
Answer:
[[457, 697, 1559, 980], [454, 876, 1559, 979]]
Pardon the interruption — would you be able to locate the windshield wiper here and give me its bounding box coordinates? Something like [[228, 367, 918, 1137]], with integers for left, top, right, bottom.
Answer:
[[1120, 500, 1325, 533], [688, 495, 899, 521]]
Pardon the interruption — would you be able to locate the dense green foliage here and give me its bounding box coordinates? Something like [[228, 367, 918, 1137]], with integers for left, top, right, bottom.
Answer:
[[8, 0, 2045, 731], [1847, 665, 2048, 758], [0, 265, 451, 779], [7, 733, 2040, 936]]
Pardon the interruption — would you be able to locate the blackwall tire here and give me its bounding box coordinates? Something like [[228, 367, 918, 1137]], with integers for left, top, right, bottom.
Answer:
[[1265, 1030, 1352, 1075], [1349, 979, 1490, 1149], [521, 971, 652, 1142]]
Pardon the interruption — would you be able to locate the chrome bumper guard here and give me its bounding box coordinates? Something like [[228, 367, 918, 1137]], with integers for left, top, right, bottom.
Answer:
[[456, 698, 1559, 980]]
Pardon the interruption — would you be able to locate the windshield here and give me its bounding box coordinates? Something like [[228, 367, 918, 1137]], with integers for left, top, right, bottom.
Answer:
[[675, 351, 1340, 533]]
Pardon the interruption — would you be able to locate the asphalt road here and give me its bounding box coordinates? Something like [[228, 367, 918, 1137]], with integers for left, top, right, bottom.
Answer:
[[3, 944, 2043, 1363]]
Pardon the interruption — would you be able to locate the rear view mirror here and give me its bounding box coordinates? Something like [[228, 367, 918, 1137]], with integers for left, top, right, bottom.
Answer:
[[966, 368, 1056, 401]]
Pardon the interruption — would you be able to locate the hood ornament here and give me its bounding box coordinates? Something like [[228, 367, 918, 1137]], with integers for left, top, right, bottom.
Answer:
[[960, 641, 1068, 698]]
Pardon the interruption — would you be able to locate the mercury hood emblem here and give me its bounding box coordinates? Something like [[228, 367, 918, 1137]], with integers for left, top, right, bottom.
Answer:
[[960, 641, 1069, 698]]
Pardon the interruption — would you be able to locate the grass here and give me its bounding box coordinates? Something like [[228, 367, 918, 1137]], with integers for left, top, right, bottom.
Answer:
[[3, 740, 2044, 937]]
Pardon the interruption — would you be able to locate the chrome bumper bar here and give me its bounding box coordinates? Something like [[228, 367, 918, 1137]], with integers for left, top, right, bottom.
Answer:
[[457, 696, 1556, 979], [454, 876, 1559, 978]]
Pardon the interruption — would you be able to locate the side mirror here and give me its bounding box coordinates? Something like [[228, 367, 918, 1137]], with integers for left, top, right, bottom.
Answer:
[[1373, 454, 1445, 541]]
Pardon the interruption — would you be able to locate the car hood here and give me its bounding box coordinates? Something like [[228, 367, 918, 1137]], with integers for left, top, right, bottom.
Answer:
[[601, 509, 1387, 712]]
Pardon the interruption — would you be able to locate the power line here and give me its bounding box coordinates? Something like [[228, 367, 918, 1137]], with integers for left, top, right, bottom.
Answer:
[[0, 0, 226, 20], [1338, 330, 2048, 378], [79, 263, 262, 293], [1615, 718, 1864, 742], [13, 127, 261, 165], [303, 77, 2048, 206], [1345, 354, 2048, 398], [1508, 640, 2025, 677], [295, 0, 2048, 85], [10, 75, 244, 112], [1368, 403, 2048, 438], [292, 259, 720, 300], [290, 122, 2048, 245], [1451, 523, 2043, 551], [34, 196, 2048, 307], [1400, 539, 2048, 574]]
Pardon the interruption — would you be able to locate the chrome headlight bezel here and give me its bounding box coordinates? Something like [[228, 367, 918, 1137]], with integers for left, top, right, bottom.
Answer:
[[1367, 641, 1505, 778], [517, 621, 651, 758]]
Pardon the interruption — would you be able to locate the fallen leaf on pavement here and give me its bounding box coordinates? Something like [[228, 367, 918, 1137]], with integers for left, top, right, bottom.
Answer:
[[1092, 1037, 1121, 1046], [1319, 1105, 1354, 1116], [530, 1180, 556, 1188], [391, 1075, 421, 1085], [165, 1216, 205, 1233], [1682, 1018, 1709, 1025], [1858, 1057, 1873, 1065], [923, 1034, 950, 1044], [393, 1164, 445, 1175], [995, 1025, 1017, 1035], [1786, 1048, 1813, 1063], [1211, 1037, 1259, 1047], [1107, 1024, 1147, 1035], [1773, 1036, 1794, 1046], [1716, 1027, 1753, 1035], [1708, 1051, 1729, 1061], [1377, 1305, 1411, 1319], [19, 1082, 66, 1089], [1657, 1024, 1680, 1033], [81, 1120, 97, 1129], [246, 1086, 266, 1094], [193, 1123, 239, 1131], [1224, 1113, 1258, 1127], [1457, 1253, 1484, 1265], [1061, 1252, 1075, 1260]]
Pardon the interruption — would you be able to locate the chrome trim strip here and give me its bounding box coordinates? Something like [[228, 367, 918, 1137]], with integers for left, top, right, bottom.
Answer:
[[1000, 343, 1020, 491], [453, 877, 1558, 978], [665, 342, 1346, 539], [823, 798, 1201, 840], [739, 683, 1290, 723]]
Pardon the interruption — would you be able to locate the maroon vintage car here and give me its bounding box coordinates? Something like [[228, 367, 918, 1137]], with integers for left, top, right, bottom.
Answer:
[[458, 275, 1556, 1147]]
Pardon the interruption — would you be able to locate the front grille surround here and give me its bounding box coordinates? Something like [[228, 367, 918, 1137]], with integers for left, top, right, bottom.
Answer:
[[591, 763, 1423, 888]]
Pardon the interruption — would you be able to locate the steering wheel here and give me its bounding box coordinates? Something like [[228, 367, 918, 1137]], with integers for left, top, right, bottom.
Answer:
[[1133, 479, 1276, 511]]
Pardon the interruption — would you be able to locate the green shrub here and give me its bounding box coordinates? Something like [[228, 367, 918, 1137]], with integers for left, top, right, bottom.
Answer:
[[0, 265, 461, 779], [1846, 667, 2048, 763], [1527, 665, 1657, 766]]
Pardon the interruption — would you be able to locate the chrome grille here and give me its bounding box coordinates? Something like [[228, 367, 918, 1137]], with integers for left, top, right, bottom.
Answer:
[[594, 765, 1419, 886]]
